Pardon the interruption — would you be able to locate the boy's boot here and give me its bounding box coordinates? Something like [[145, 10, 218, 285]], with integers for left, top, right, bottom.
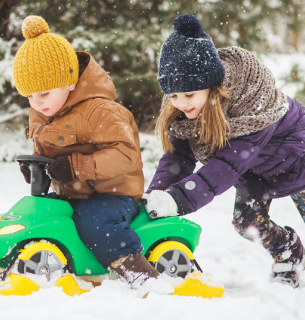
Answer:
[[110, 253, 159, 286], [270, 226, 305, 288], [110, 253, 175, 297]]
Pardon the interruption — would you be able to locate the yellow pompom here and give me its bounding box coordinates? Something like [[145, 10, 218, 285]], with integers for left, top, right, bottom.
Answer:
[[22, 15, 49, 40], [14, 15, 79, 96]]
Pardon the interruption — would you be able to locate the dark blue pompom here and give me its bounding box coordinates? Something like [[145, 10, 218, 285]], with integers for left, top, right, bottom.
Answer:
[[173, 15, 203, 38]]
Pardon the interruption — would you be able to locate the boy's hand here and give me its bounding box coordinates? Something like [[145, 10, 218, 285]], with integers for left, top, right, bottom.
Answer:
[[47, 156, 75, 183], [19, 163, 31, 184], [140, 190, 178, 219]]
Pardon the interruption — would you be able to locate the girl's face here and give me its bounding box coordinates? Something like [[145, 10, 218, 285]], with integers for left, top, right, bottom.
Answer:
[[170, 89, 210, 119], [27, 85, 76, 117]]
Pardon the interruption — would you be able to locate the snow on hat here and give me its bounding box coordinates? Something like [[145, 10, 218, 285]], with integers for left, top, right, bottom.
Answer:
[[13, 15, 79, 96], [158, 15, 224, 94]]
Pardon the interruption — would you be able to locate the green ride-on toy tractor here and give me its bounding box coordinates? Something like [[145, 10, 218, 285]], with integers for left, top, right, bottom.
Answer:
[[0, 155, 224, 298]]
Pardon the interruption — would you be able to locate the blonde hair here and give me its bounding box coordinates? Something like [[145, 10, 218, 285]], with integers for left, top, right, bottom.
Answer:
[[156, 86, 230, 154]]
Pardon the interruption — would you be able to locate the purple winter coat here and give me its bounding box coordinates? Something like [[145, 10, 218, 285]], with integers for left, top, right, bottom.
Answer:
[[148, 97, 305, 215]]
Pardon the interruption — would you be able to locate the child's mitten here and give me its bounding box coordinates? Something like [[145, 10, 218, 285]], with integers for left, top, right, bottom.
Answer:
[[19, 163, 31, 184], [47, 156, 75, 183], [140, 190, 178, 219]]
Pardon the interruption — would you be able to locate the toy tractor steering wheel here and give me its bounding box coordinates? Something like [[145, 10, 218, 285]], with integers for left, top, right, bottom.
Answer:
[[16, 155, 56, 197]]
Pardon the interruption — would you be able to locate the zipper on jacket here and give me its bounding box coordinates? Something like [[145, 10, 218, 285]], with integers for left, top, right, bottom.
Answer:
[[86, 181, 97, 195], [36, 117, 54, 155]]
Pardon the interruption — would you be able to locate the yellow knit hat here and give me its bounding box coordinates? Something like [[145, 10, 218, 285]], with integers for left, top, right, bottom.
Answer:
[[13, 16, 79, 96]]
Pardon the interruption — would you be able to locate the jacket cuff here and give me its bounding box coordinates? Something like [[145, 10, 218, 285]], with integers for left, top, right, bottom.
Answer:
[[72, 152, 95, 181], [145, 188, 158, 194], [165, 187, 195, 215]]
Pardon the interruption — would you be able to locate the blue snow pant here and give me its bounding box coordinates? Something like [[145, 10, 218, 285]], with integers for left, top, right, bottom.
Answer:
[[47, 193, 143, 268]]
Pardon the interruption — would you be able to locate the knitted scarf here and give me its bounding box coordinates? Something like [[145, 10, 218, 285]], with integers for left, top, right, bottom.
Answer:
[[167, 46, 289, 165]]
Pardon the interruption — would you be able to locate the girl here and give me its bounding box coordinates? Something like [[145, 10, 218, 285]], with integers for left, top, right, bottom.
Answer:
[[142, 14, 305, 287]]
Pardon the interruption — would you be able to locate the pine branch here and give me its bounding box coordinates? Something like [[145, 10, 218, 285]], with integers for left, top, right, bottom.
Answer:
[[0, 108, 29, 123]]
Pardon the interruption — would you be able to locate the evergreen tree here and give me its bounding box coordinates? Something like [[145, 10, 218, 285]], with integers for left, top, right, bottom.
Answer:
[[278, 0, 305, 51], [0, 0, 26, 132], [198, 0, 281, 51], [0, 0, 305, 132], [4, 0, 196, 130]]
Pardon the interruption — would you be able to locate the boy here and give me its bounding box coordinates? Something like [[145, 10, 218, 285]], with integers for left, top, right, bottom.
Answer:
[[13, 15, 159, 286]]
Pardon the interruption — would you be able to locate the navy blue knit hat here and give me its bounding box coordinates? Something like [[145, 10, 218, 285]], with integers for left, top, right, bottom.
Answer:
[[158, 15, 224, 94]]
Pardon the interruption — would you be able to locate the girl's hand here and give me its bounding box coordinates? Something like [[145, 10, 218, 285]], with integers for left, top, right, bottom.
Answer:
[[140, 190, 178, 219]]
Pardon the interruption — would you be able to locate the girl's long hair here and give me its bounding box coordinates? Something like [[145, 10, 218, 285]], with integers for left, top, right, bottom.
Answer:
[[156, 86, 231, 154]]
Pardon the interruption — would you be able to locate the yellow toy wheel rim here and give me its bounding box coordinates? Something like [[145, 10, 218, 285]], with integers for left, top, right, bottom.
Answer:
[[148, 241, 194, 278], [148, 241, 194, 262], [18, 242, 67, 265]]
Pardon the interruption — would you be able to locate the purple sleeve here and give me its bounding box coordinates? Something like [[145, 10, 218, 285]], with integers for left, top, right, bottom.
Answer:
[[147, 135, 197, 192], [166, 122, 278, 215]]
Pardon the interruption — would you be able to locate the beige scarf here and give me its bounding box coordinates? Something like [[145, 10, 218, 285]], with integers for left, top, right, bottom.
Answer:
[[167, 46, 289, 164]]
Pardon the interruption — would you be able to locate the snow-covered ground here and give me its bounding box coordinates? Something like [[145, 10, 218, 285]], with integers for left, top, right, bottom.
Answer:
[[0, 134, 305, 320]]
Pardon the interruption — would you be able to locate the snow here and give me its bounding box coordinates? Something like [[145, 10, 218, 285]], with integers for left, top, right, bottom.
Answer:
[[0, 38, 15, 92], [259, 53, 305, 99], [1, 134, 305, 319], [0, 128, 32, 162]]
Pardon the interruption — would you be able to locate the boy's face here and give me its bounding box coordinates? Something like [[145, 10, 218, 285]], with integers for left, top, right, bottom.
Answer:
[[27, 85, 76, 117], [170, 89, 210, 119]]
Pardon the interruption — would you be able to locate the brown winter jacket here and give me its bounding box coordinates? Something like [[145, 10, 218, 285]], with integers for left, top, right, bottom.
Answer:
[[26, 52, 144, 202]]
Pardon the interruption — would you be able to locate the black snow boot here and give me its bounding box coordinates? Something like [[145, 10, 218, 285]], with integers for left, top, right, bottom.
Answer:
[[270, 226, 305, 288], [110, 253, 160, 286]]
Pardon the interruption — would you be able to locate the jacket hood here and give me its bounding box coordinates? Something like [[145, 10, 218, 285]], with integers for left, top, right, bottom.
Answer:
[[54, 51, 116, 117]]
